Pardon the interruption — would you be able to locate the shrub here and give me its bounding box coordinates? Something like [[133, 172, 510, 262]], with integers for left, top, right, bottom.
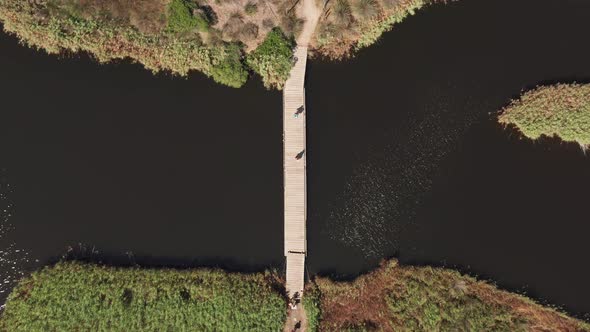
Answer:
[[211, 43, 249, 88], [333, 0, 354, 27], [353, 0, 380, 20], [245, 2, 259, 15], [222, 12, 246, 40], [246, 28, 295, 89], [167, 0, 209, 33]]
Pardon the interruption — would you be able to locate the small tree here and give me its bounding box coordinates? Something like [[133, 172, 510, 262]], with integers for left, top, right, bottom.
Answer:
[[246, 28, 295, 89]]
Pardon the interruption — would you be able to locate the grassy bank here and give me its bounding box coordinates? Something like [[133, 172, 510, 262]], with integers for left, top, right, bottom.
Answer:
[[313, 0, 444, 58], [306, 260, 589, 332], [0, 262, 286, 331], [498, 83, 590, 147], [0, 0, 295, 89]]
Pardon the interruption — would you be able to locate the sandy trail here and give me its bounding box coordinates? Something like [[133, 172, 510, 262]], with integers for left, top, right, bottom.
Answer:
[[296, 0, 322, 46]]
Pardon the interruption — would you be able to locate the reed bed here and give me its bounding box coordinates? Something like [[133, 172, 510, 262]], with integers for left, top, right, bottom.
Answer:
[[0, 262, 287, 331], [305, 260, 589, 331], [499, 83, 590, 148]]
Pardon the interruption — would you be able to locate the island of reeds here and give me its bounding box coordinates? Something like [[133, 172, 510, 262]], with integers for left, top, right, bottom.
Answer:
[[1, 260, 588, 331], [498, 83, 590, 148], [0, 0, 439, 88]]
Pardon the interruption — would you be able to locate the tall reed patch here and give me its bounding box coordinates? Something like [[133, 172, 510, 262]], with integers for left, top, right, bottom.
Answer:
[[498, 83, 590, 148], [0, 262, 287, 331]]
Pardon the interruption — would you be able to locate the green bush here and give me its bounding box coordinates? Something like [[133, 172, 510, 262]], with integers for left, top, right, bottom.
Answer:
[[246, 28, 294, 89], [0, 262, 287, 331], [211, 43, 249, 88], [245, 2, 258, 15], [167, 0, 209, 33]]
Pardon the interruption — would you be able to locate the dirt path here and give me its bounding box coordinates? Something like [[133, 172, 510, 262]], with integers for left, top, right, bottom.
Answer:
[[296, 0, 322, 46], [284, 302, 308, 332]]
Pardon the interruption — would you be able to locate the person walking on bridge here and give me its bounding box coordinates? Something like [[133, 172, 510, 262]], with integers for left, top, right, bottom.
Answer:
[[294, 105, 305, 118], [295, 150, 305, 160]]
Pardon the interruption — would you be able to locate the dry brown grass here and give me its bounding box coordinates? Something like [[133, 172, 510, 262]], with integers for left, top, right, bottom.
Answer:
[[309, 260, 589, 331], [312, 0, 436, 59], [202, 0, 286, 50]]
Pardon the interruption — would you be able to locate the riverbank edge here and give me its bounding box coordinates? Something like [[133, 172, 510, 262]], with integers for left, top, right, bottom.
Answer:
[[0, 1, 295, 89], [0, 0, 440, 89], [1, 259, 588, 331]]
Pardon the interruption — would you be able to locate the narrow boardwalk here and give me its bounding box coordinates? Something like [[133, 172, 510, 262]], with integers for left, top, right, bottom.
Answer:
[[283, 2, 320, 330], [284, 45, 308, 299]]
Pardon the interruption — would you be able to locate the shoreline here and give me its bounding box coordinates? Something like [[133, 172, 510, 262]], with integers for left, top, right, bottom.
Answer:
[[0, 259, 590, 331]]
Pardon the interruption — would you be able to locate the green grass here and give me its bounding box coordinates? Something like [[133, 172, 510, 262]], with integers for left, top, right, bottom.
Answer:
[[167, 0, 209, 34], [385, 275, 523, 331], [246, 28, 295, 89], [303, 283, 321, 332], [0, 261, 287, 332], [498, 83, 590, 147]]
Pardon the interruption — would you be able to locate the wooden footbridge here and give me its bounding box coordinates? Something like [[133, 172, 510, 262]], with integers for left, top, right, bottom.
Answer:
[[284, 46, 309, 299]]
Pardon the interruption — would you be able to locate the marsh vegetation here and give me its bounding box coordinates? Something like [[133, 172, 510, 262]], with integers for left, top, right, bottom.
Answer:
[[0, 262, 287, 331], [304, 260, 590, 332], [498, 83, 590, 148]]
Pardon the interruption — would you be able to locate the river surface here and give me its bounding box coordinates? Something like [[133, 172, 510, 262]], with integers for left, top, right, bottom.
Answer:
[[1, 0, 590, 318]]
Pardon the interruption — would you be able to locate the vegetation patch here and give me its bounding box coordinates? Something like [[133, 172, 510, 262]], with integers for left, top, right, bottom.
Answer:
[[0, 261, 287, 331], [45, 0, 169, 35], [314, 0, 441, 58], [0, 0, 304, 88], [307, 260, 589, 331], [247, 28, 295, 89], [498, 83, 590, 147], [303, 283, 322, 332], [245, 2, 259, 16], [0, 0, 253, 87], [167, 0, 209, 34]]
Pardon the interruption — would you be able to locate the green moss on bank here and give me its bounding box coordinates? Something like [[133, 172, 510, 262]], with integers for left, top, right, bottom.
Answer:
[[0, 262, 286, 332], [307, 260, 589, 332], [498, 83, 590, 147]]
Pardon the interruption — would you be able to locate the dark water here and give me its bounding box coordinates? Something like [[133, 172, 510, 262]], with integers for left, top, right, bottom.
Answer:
[[1, 0, 590, 318]]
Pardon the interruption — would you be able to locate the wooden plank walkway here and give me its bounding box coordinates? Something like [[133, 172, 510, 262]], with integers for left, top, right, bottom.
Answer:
[[284, 46, 308, 298]]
